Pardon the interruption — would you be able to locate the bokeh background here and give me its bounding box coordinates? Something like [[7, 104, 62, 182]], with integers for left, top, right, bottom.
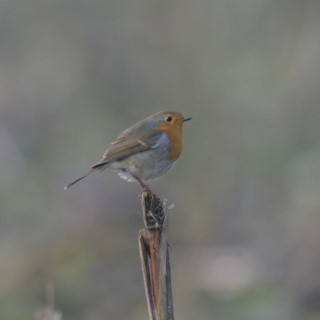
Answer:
[[1, 1, 320, 319]]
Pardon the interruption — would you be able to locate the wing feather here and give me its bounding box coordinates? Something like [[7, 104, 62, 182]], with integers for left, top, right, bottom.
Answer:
[[92, 128, 162, 168]]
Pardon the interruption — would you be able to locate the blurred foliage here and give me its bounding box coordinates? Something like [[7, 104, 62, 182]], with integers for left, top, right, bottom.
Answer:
[[1, 0, 320, 319]]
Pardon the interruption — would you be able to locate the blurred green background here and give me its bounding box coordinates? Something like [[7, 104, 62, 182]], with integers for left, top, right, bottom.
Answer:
[[1, 0, 320, 319]]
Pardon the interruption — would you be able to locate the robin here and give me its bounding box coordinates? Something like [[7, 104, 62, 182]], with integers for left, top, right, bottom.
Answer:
[[64, 110, 191, 191]]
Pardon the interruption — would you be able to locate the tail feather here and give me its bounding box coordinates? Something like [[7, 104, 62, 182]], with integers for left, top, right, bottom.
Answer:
[[91, 161, 108, 170], [64, 170, 93, 190], [64, 159, 109, 190]]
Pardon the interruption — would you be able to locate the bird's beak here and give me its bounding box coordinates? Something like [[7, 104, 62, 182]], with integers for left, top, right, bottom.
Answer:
[[182, 117, 192, 122]]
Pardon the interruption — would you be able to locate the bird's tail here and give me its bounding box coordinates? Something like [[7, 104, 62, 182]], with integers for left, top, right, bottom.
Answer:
[[64, 160, 109, 190], [64, 169, 94, 190]]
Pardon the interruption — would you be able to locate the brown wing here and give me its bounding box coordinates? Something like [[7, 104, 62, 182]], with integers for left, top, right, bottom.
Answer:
[[92, 128, 162, 169], [64, 134, 156, 189], [65, 114, 164, 189]]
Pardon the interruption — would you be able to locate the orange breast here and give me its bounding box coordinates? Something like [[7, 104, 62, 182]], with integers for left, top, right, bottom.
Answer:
[[155, 122, 183, 161]]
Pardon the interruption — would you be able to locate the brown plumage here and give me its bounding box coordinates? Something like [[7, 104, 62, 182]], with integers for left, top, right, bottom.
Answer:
[[64, 110, 191, 190]]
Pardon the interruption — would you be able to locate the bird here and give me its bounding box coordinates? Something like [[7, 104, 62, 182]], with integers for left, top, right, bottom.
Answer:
[[64, 110, 191, 191]]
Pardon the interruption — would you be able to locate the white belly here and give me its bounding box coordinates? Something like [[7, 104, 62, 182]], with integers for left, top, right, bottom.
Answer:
[[108, 134, 177, 182]]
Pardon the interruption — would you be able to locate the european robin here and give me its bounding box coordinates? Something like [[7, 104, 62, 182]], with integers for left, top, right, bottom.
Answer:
[[64, 110, 191, 191]]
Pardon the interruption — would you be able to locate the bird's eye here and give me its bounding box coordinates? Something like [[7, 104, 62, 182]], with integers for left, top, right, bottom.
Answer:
[[165, 116, 172, 122]]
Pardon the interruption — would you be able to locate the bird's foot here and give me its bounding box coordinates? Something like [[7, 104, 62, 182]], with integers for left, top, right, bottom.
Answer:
[[132, 174, 153, 195]]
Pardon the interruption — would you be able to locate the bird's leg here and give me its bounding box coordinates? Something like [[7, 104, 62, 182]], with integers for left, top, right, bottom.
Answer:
[[131, 174, 153, 194]]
